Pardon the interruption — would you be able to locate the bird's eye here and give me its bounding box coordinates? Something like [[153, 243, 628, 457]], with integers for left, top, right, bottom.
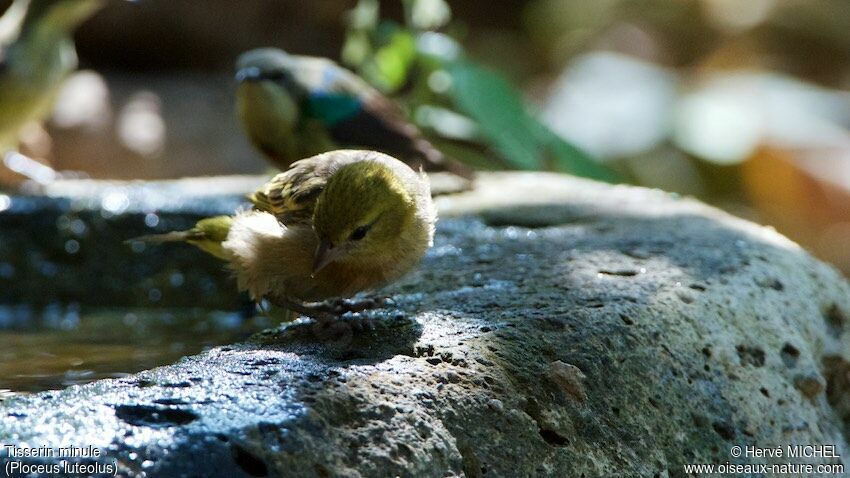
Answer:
[[349, 225, 371, 241], [265, 71, 287, 81]]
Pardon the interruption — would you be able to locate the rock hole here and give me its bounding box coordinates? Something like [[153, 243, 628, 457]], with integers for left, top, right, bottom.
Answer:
[[691, 413, 709, 427], [249, 358, 279, 367], [758, 278, 784, 291], [825, 304, 846, 337], [619, 314, 634, 325], [458, 444, 483, 478], [823, 356, 850, 423], [736, 345, 765, 367], [539, 428, 569, 447], [712, 420, 736, 440], [481, 209, 589, 229], [794, 374, 824, 399], [114, 405, 198, 428], [689, 283, 706, 291], [598, 269, 638, 277], [231, 444, 269, 477], [780, 343, 800, 368], [759, 387, 770, 398], [702, 346, 712, 358], [161, 381, 192, 388], [676, 291, 694, 304]]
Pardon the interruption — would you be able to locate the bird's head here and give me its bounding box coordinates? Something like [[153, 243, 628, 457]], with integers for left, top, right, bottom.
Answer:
[[311, 154, 416, 275], [235, 48, 297, 89], [234, 48, 301, 159]]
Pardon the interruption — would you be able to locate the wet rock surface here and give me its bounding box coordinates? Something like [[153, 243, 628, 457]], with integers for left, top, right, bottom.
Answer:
[[2, 172, 850, 477]]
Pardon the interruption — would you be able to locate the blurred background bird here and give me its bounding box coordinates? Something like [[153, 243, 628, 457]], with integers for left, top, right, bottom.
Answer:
[[131, 149, 436, 316], [235, 47, 474, 180], [0, 0, 122, 185]]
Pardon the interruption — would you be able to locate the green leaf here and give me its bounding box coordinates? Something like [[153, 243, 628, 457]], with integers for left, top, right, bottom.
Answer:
[[445, 60, 618, 181], [361, 28, 417, 93], [535, 125, 620, 183], [341, 30, 372, 68], [446, 60, 542, 170]]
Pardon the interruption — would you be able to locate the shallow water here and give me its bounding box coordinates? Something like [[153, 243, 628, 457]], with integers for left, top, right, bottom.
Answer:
[[0, 305, 271, 395]]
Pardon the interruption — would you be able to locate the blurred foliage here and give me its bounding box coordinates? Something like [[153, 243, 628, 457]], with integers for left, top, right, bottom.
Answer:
[[340, 0, 619, 182], [448, 60, 617, 181]]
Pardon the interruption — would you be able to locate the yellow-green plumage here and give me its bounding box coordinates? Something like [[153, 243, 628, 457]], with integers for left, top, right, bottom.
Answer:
[[181, 216, 233, 260], [235, 78, 302, 165], [132, 150, 437, 306], [129, 216, 233, 260], [0, 0, 111, 150]]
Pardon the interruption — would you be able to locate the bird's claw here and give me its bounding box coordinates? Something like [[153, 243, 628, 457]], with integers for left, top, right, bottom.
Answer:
[[327, 296, 394, 314], [272, 296, 398, 322]]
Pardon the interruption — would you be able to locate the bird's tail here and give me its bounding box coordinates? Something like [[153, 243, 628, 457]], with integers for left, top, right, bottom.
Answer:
[[125, 231, 192, 244], [125, 216, 233, 260], [414, 138, 476, 181]]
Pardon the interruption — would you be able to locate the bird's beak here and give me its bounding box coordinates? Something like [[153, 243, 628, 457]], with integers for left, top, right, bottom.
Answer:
[[312, 239, 341, 276], [235, 66, 263, 83]]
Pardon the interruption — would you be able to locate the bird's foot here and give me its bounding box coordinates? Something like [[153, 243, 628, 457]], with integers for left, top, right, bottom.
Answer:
[[322, 296, 395, 315], [273, 296, 396, 321]]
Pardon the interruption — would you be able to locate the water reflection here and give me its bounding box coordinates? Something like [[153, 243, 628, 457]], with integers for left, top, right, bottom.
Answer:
[[0, 305, 269, 394]]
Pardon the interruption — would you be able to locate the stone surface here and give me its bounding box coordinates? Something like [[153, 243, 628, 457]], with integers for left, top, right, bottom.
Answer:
[[2, 172, 850, 477]]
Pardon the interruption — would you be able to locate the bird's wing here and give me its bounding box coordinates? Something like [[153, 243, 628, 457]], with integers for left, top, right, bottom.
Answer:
[[300, 59, 410, 131], [247, 152, 356, 224]]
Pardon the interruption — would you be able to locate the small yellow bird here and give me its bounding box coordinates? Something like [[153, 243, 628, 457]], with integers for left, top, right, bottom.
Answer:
[[0, 0, 117, 150], [132, 150, 436, 315]]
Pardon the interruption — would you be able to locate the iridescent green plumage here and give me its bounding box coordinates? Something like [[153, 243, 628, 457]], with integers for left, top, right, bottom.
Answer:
[[234, 47, 473, 179]]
